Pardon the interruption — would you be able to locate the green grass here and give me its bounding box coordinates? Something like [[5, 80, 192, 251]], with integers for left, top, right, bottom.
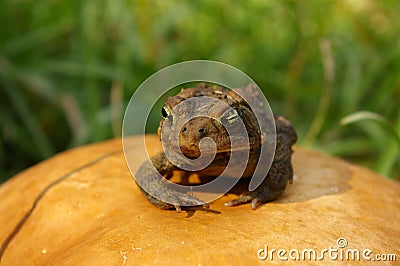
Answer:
[[1, 0, 399, 182]]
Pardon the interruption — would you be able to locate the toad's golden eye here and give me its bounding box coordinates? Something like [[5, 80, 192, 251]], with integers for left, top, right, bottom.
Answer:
[[221, 108, 239, 124], [161, 106, 172, 118]]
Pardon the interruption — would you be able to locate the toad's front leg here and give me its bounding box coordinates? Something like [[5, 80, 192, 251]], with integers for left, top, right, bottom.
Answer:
[[224, 159, 292, 209], [225, 116, 296, 209], [135, 152, 207, 212]]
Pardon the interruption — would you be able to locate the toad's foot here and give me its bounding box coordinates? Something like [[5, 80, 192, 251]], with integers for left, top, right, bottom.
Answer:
[[135, 154, 208, 212], [224, 187, 284, 210], [140, 186, 208, 212]]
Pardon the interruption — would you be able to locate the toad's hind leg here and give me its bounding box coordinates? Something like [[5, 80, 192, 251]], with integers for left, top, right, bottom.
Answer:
[[135, 152, 208, 212]]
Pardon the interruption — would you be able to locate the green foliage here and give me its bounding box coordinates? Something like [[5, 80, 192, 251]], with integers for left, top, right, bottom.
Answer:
[[340, 111, 400, 177], [1, 0, 399, 182]]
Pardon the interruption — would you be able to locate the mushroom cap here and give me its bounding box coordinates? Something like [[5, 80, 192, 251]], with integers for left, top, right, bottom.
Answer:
[[0, 136, 399, 265]]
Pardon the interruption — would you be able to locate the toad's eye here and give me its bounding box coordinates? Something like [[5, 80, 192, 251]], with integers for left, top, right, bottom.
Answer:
[[221, 108, 240, 124], [161, 106, 172, 119]]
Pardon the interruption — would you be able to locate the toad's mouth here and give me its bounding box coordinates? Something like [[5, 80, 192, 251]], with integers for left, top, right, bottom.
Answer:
[[177, 144, 247, 160]]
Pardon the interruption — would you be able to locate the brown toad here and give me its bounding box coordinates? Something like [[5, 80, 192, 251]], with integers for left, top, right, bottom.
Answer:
[[135, 83, 297, 211]]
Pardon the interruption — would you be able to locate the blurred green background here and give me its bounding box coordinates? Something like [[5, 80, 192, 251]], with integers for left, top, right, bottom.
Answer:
[[1, 0, 399, 183]]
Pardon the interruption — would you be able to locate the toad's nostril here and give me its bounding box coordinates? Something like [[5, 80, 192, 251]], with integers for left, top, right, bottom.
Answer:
[[198, 128, 205, 134], [182, 127, 187, 133]]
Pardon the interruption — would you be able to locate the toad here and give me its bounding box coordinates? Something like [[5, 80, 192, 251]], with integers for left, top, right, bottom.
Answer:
[[135, 83, 297, 211]]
